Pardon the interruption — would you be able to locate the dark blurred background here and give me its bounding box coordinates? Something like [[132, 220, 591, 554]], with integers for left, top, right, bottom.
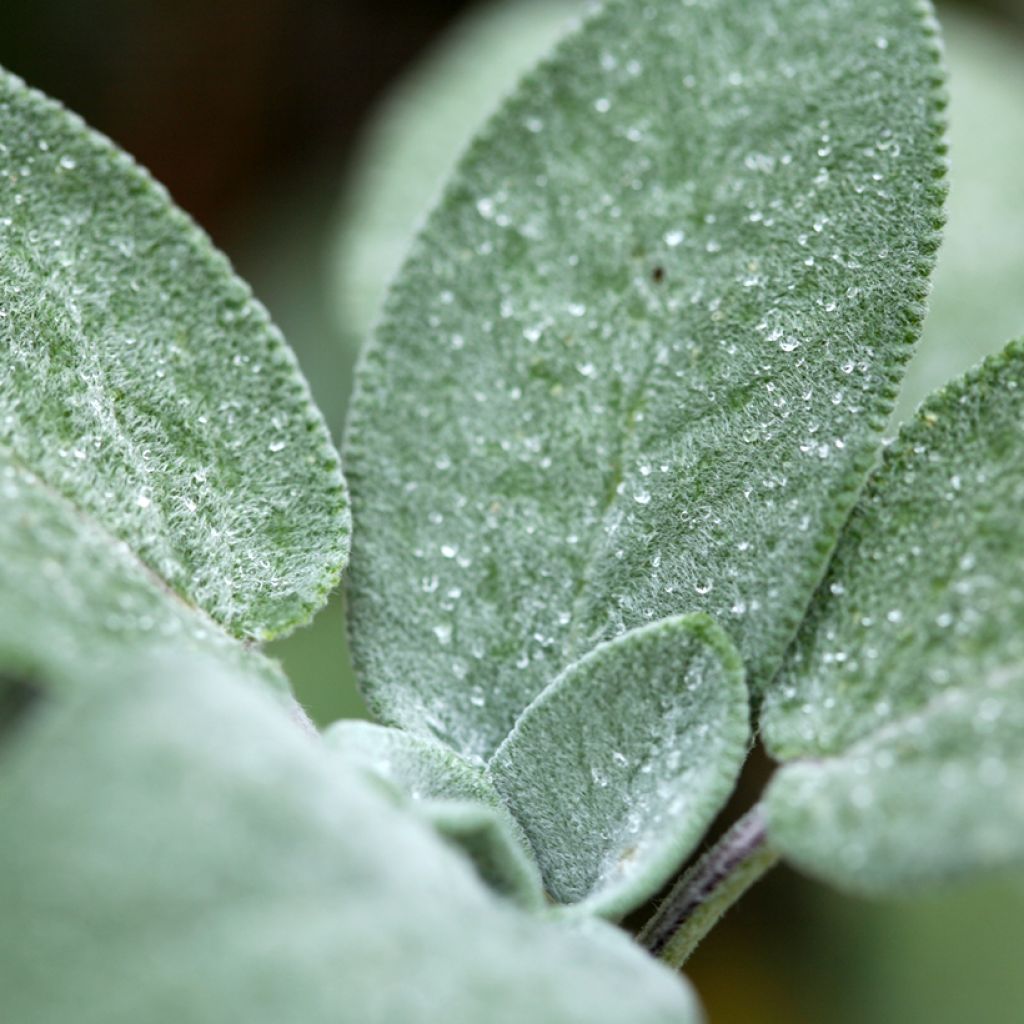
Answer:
[[4, 2, 1022, 1021]]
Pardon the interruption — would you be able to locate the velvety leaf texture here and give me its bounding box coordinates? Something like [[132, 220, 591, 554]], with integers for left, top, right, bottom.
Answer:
[[0, 656, 701, 1024], [762, 339, 1024, 893], [324, 720, 544, 905], [0, 68, 349, 641], [489, 615, 748, 917], [345, 0, 948, 761]]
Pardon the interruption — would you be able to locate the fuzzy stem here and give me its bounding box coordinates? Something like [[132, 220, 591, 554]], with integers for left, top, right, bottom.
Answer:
[[638, 804, 778, 968]]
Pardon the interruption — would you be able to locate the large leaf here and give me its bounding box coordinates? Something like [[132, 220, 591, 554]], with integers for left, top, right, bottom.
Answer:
[[490, 614, 748, 917], [0, 653, 702, 1024], [762, 339, 1024, 894], [345, 0, 947, 764], [0, 67, 348, 641], [334, 0, 580, 349]]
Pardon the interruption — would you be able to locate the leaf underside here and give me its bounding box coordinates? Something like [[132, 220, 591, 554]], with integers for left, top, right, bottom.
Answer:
[[0, 68, 348, 642], [763, 339, 1024, 894], [345, 0, 948, 765], [490, 614, 749, 918], [0, 656, 701, 1024]]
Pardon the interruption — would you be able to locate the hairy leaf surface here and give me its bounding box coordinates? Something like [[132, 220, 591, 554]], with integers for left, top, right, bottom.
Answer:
[[0, 68, 348, 640], [0, 655, 701, 1024], [345, 0, 947, 762], [763, 340, 1024, 893], [490, 615, 748, 917]]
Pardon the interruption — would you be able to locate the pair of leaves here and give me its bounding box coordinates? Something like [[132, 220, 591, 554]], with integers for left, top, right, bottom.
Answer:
[[344, 0, 947, 915], [0, 59, 698, 1024]]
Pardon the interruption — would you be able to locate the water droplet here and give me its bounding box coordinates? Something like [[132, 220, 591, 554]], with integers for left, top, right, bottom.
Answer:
[[432, 623, 452, 646], [594, 97, 611, 114], [59, 155, 77, 171], [136, 494, 151, 509], [664, 229, 685, 248]]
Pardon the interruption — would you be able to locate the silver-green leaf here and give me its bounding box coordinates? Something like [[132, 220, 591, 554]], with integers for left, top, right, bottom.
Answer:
[[489, 614, 748, 918], [762, 339, 1024, 894], [345, 0, 948, 763], [0, 67, 348, 641], [0, 653, 701, 1024]]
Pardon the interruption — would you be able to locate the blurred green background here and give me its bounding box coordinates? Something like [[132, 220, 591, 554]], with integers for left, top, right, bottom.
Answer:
[[3, 0, 1023, 1020]]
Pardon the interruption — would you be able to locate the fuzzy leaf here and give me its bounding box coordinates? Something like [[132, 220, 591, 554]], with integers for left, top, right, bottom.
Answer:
[[762, 339, 1024, 893], [0, 67, 348, 641], [335, 0, 579, 348], [345, 0, 947, 762], [490, 615, 748, 918], [0, 654, 701, 1024], [324, 720, 544, 905]]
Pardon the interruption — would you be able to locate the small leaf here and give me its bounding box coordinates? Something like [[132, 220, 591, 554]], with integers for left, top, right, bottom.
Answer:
[[325, 720, 544, 905], [489, 615, 749, 918], [345, 0, 948, 762], [0, 67, 348, 641], [335, 0, 580, 348], [0, 653, 702, 1024], [762, 339, 1024, 893]]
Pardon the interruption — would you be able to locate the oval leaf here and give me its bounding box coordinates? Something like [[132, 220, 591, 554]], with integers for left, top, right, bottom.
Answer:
[[489, 615, 749, 917], [0, 653, 701, 1024], [762, 339, 1024, 893], [0, 67, 348, 640], [345, 0, 947, 761]]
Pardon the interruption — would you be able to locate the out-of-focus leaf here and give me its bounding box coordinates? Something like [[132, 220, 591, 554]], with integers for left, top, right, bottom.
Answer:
[[0, 654, 702, 1024], [763, 339, 1024, 893], [490, 615, 748, 918]]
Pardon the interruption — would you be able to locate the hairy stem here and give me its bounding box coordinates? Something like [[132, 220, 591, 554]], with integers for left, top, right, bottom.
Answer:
[[637, 804, 778, 968]]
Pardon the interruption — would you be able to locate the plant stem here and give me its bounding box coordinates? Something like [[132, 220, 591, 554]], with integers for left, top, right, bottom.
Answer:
[[637, 803, 778, 968]]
